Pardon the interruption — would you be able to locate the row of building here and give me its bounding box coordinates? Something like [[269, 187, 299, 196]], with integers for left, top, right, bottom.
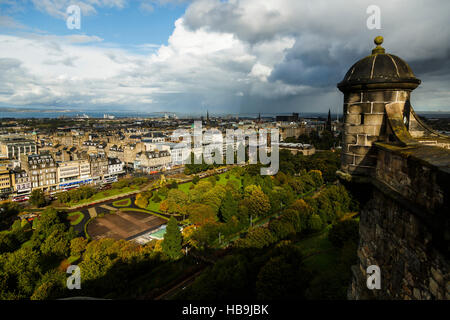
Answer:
[[0, 152, 124, 199]]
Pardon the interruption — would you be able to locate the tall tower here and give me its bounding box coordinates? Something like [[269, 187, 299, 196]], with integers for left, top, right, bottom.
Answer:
[[337, 36, 421, 178]]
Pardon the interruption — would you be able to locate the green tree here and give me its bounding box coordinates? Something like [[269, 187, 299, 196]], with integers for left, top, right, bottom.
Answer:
[[30, 271, 66, 300], [0, 247, 42, 298], [30, 189, 46, 208], [187, 203, 216, 226], [70, 237, 88, 256], [162, 217, 182, 260], [190, 222, 220, 249], [168, 181, 178, 189], [152, 194, 162, 203], [202, 185, 226, 213], [166, 189, 189, 214], [243, 185, 271, 218], [40, 229, 71, 257], [189, 180, 213, 203], [32, 208, 66, 241], [0, 231, 18, 253], [234, 227, 276, 249], [308, 214, 323, 232], [0, 202, 20, 231], [219, 190, 238, 223], [269, 218, 295, 240], [158, 186, 169, 198], [309, 170, 324, 188], [281, 209, 303, 233]]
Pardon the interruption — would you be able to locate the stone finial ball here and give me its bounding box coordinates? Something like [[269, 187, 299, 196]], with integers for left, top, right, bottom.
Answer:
[[374, 36, 384, 46]]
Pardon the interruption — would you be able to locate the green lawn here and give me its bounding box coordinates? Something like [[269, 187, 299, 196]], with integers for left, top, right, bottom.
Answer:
[[67, 211, 84, 226], [178, 182, 191, 194], [21, 239, 34, 249], [294, 225, 339, 272], [295, 226, 332, 255], [147, 195, 166, 212], [65, 186, 139, 207], [68, 255, 80, 264], [303, 250, 340, 274]]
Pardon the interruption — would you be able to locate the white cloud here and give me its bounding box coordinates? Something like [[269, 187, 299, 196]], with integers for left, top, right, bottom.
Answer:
[[0, 17, 296, 112]]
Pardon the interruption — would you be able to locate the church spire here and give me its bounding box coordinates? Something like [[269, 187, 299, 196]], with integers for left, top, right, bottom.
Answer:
[[326, 109, 332, 132]]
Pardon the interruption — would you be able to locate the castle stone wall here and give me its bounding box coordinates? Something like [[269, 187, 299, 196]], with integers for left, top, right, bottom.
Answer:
[[349, 145, 450, 300], [349, 187, 449, 300]]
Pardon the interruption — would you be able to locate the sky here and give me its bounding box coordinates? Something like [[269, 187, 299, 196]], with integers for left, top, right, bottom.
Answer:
[[0, 0, 449, 115]]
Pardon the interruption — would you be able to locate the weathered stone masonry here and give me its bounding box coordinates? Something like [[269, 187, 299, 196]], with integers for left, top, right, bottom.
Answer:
[[337, 36, 450, 300]]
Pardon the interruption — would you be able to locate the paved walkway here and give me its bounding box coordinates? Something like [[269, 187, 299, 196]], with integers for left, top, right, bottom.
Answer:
[[100, 204, 118, 211], [88, 207, 97, 218]]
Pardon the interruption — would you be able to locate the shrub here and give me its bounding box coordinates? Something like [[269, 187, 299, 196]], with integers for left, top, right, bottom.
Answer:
[[152, 194, 162, 203], [135, 191, 153, 208], [158, 187, 168, 198], [168, 181, 178, 189]]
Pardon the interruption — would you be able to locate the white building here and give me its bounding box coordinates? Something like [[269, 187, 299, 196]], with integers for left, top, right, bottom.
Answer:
[[107, 157, 124, 175], [57, 159, 93, 189]]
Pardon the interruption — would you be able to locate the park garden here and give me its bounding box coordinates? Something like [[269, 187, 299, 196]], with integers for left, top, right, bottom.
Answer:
[[0, 150, 360, 300]]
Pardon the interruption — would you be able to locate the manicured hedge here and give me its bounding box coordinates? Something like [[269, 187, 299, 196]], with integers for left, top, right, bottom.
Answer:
[[68, 211, 84, 226], [112, 198, 132, 207]]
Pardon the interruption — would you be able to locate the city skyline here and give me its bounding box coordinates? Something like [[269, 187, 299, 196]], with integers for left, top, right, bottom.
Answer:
[[1, 0, 450, 114]]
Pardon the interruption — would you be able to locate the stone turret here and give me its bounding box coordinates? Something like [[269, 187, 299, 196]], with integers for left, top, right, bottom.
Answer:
[[338, 37, 450, 300], [338, 36, 423, 178]]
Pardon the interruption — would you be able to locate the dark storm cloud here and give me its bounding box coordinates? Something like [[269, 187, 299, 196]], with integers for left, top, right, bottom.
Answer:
[[182, 0, 450, 112]]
